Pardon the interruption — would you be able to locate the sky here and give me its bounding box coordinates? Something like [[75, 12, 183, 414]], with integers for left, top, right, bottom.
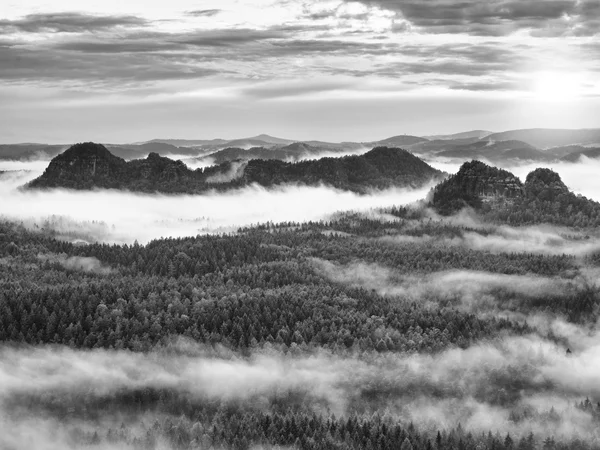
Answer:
[[1, 0, 600, 143]]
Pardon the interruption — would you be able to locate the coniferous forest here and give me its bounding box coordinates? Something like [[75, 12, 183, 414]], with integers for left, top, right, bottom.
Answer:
[[3, 152, 600, 450]]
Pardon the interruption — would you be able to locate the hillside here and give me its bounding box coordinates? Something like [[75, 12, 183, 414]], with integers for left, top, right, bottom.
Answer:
[[424, 130, 493, 140], [436, 139, 549, 162], [27, 143, 444, 194], [560, 147, 600, 162], [0, 143, 68, 161], [486, 129, 600, 149], [198, 142, 352, 165], [372, 135, 429, 146], [431, 160, 600, 226]]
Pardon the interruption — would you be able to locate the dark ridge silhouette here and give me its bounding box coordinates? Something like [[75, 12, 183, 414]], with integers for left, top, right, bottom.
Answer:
[[27, 143, 444, 194]]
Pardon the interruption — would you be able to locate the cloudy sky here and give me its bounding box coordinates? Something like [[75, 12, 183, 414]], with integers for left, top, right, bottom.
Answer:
[[1, 0, 600, 143]]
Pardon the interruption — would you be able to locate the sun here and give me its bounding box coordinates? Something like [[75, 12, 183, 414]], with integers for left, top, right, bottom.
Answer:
[[531, 71, 583, 101]]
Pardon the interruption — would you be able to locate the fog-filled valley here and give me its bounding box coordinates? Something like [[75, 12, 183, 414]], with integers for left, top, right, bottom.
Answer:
[[3, 139, 600, 449]]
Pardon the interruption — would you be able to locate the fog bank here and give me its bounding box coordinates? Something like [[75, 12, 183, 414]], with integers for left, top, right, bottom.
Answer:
[[0, 170, 433, 244], [3, 334, 600, 445]]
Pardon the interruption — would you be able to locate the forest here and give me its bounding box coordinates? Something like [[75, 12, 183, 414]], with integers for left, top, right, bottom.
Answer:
[[3, 191, 600, 449]]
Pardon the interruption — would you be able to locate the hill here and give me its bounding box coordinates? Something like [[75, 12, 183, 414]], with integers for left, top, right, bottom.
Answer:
[[198, 142, 354, 165], [424, 130, 493, 140], [436, 139, 549, 162], [559, 147, 600, 162], [27, 143, 444, 194], [431, 160, 600, 227], [486, 129, 600, 149], [0, 144, 68, 161], [372, 135, 429, 146], [0, 142, 202, 162]]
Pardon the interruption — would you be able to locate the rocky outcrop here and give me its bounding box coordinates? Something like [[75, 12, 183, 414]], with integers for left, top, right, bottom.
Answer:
[[27, 142, 127, 189], [524, 168, 569, 200], [431, 161, 600, 227], [431, 161, 523, 214]]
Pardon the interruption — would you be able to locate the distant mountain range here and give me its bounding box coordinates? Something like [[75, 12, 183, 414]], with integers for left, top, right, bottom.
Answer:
[[424, 130, 492, 140], [26, 143, 444, 194], [5, 128, 600, 165]]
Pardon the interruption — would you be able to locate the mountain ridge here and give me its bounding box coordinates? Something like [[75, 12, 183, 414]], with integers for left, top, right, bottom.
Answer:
[[27, 142, 444, 194]]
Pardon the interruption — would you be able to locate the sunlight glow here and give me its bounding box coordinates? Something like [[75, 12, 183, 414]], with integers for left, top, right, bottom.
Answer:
[[532, 71, 584, 101]]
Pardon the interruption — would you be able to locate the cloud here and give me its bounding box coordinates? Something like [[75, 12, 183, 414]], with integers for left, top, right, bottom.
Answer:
[[0, 12, 147, 33], [4, 332, 600, 443], [348, 0, 600, 36], [0, 168, 432, 244], [179, 28, 286, 47], [312, 258, 586, 314], [205, 161, 247, 183], [185, 9, 222, 17], [0, 44, 220, 84], [241, 79, 357, 99], [37, 253, 113, 275]]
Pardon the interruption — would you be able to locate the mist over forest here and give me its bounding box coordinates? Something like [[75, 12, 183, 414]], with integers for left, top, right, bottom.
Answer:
[[2, 134, 600, 450]]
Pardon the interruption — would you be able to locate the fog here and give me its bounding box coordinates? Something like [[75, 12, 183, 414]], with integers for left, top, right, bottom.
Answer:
[[312, 258, 598, 315], [205, 161, 248, 184], [3, 332, 600, 447], [0, 169, 433, 244], [383, 218, 600, 257], [37, 253, 113, 275]]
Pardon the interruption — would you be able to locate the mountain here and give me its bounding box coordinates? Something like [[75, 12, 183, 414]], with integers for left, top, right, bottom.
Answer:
[[431, 160, 600, 227], [245, 134, 295, 145], [0, 144, 68, 161], [0, 142, 204, 162], [240, 146, 445, 192], [485, 129, 600, 149], [106, 143, 201, 160], [559, 147, 600, 162], [372, 135, 429, 147], [144, 138, 229, 147], [198, 142, 357, 165], [424, 130, 493, 140], [27, 143, 444, 194], [435, 139, 549, 162], [430, 160, 523, 214], [143, 135, 294, 149]]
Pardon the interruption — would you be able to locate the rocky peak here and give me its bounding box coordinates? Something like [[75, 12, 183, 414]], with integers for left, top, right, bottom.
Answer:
[[431, 160, 523, 214], [31, 142, 126, 186], [446, 160, 522, 198], [524, 168, 569, 200]]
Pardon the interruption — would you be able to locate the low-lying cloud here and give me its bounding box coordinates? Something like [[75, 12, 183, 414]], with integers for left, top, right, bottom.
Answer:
[[0, 168, 433, 244], [3, 332, 600, 446], [385, 217, 600, 257], [37, 253, 113, 275], [313, 258, 600, 321]]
